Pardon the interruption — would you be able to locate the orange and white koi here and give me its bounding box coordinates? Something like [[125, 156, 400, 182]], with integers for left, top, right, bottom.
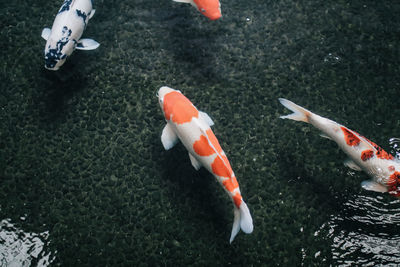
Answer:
[[279, 98, 400, 197], [158, 86, 253, 242], [173, 0, 222, 21]]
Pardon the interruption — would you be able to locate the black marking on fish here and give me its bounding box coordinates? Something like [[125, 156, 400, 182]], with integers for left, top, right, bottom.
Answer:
[[45, 42, 68, 68], [62, 26, 72, 37], [58, 0, 73, 14], [44, 26, 72, 69], [76, 9, 88, 26]]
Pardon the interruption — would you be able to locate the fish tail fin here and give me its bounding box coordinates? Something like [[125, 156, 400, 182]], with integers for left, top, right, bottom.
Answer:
[[229, 201, 253, 243], [279, 98, 311, 123]]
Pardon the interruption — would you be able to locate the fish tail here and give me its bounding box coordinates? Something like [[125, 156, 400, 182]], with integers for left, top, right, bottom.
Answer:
[[279, 98, 312, 123], [229, 200, 253, 243]]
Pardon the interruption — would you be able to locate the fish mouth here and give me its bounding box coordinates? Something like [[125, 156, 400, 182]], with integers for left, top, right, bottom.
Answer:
[[158, 86, 176, 104], [44, 56, 60, 70]]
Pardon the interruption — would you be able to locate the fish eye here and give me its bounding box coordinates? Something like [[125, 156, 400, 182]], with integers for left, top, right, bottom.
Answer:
[[201, 8, 206, 12]]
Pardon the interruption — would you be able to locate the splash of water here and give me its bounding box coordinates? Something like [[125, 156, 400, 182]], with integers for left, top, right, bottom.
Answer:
[[0, 218, 56, 266], [323, 52, 341, 65], [389, 137, 400, 160]]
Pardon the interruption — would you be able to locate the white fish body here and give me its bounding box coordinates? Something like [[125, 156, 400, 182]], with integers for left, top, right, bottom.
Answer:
[[41, 0, 99, 70], [279, 98, 400, 196]]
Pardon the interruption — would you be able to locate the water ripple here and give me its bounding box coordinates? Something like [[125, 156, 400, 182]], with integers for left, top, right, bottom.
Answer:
[[389, 137, 400, 160], [321, 195, 400, 265]]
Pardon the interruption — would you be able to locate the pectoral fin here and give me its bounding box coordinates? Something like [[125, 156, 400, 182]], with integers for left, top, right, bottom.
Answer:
[[361, 180, 388, 193], [344, 159, 362, 171], [76, 38, 100, 50], [320, 133, 332, 140], [173, 0, 192, 3], [200, 111, 214, 127], [189, 153, 202, 170], [88, 9, 96, 19], [161, 123, 179, 150], [41, 28, 51, 40]]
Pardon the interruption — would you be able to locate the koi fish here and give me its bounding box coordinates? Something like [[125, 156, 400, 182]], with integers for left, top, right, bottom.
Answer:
[[279, 98, 400, 197], [158, 86, 253, 242], [41, 0, 100, 70], [173, 0, 222, 21]]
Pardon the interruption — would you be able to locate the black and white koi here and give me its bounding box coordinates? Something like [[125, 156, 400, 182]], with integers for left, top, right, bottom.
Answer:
[[41, 0, 99, 70]]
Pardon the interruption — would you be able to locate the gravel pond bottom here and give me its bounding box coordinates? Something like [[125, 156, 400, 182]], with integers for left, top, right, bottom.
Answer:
[[1, 0, 400, 265]]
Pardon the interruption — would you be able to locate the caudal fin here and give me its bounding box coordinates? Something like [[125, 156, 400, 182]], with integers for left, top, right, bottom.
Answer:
[[279, 98, 311, 123], [230, 201, 253, 243]]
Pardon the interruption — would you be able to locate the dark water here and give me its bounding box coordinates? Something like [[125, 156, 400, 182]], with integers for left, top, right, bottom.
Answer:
[[1, 0, 400, 265]]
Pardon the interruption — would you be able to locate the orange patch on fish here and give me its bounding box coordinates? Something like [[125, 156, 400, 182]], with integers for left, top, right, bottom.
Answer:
[[163, 91, 199, 124], [193, 129, 223, 157], [193, 135, 215, 156], [361, 149, 374, 161], [387, 171, 400, 197], [211, 154, 233, 178], [232, 193, 242, 208], [358, 135, 395, 160], [193, 0, 221, 20], [341, 127, 360, 146], [222, 177, 239, 193], [205, 129, 223, 154], [375, 146, 394, 160], [389, 165, 395, 172]]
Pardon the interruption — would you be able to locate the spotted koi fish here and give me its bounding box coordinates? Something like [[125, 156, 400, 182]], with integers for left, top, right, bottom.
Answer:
[[158, 86, 253, 242], [173, 0, 222, 21], [41, 0, 99, 70], [279, 98, 400, 197]]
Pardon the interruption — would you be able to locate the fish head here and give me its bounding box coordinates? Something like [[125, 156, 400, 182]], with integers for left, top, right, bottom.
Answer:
[[44, 46, 68, 70], [158, 86, 198, 124], [43, 26, 75, 70], [195, 0, 222, 20], [158, 86, 178, 111]]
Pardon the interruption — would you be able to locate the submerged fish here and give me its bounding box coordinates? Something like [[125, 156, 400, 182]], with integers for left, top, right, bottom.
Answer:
[[279, 98, 400, 197], [173, 0, 222, 21], [158, 86, 253, 242], [41, 0, 100, 70]]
